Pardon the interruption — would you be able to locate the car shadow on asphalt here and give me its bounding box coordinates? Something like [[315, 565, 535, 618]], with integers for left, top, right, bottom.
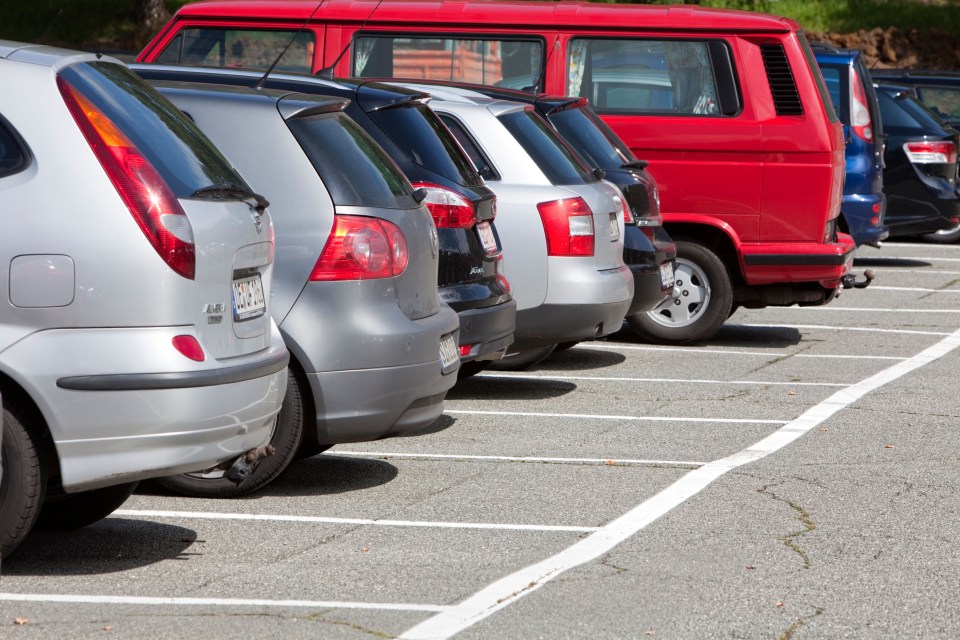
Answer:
[[254, 455, 399, 497], [448, 375, 577, 400], [854, 256, 932, 268], [605, 322, 802, 349], [3, 519, 199, 575]]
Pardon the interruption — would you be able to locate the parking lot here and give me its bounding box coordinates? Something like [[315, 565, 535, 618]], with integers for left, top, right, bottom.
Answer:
[[2, 239, 959, 639]]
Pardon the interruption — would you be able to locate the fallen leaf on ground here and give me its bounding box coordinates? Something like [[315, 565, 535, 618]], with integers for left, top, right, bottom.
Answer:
[[14, 618, 29, 626], [884, 444, 895, 449]]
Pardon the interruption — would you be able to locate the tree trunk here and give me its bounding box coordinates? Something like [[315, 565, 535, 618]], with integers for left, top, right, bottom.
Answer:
[[136, 0, 170, 47]]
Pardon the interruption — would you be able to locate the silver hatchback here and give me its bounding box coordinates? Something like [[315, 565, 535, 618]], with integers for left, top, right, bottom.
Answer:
[[0, 43, 287, 557]]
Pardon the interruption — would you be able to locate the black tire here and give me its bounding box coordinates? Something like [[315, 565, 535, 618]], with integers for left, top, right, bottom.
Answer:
[[457, 360, 489, 379], [920, 222, 960, 244], [1, 402, 46, 559], [33, 482, 138, 532], [554, 341, 580, 352], [294, 442, 333, 460], [156, 368, 304, 498], [627, 240, 732, 344], [486, 344, 558, 371]]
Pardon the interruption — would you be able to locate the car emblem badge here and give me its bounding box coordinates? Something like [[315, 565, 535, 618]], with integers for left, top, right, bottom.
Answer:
[[251, 210, 264, 234]]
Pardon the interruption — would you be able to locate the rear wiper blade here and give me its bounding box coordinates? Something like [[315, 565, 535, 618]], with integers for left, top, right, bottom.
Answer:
[[191, 183, 270, 211], [621, 160, 649, 170]]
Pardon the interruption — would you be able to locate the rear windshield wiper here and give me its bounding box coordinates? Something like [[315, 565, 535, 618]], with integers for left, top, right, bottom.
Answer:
[[191, 183, 270, 212]]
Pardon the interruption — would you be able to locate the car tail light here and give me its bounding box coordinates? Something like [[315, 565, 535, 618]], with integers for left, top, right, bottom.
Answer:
[[849, 68, 873, 142], [459, 344, 474, 357], [172, 335, 205, 362], [537, 197, 595, 257], [616, 193, 633, 224], [412, 182, 477, 229], [903, 141, 957, 164], [310, 214, 408, 281], [493, 254, 512, 293], [58, 77, 195, 280]]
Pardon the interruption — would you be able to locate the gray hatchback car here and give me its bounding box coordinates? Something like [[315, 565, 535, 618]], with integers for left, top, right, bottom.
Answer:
[[0, 43, 288, 557], [135, 75, 461, 497]]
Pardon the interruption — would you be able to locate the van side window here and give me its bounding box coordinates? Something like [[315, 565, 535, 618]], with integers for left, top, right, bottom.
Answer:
[[0, 116, 28, 178], [568, 38, 740, 116], [354, 34, 543, 89], [157, 28, 315, 73], [437, 114, 500, 181]]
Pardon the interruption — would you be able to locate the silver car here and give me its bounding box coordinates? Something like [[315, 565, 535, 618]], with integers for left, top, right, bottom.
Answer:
[[0, 43, 287, 557], [394, 83, 634, 367], [131, 72, 461, 497]]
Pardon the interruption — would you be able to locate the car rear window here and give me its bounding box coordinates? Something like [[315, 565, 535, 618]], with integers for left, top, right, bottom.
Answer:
[[287, 111, 416, 209], [548, 106, 631, 171], [498, 110, 595, 185], [0, 117, 28, 178], [438, 114, 500, 181], [156, 27, 315, 74], [798, 33, 840, 124], [58, 62, 249, 198], [878, 88, 945, 130], [368, 103, 483, 187]]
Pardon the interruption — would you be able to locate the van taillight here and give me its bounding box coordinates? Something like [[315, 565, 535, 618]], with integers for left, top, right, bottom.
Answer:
[[412, 182, 477, 228], [58, 77, 195, 280], [850, 68, 873, 142], [310, 214, 408, 281], [537, 197, 595, 257], [904, 141, 957, 164]]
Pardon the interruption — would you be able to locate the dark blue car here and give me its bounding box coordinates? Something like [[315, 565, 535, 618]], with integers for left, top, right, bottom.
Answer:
[[815, 45, 890, 247]]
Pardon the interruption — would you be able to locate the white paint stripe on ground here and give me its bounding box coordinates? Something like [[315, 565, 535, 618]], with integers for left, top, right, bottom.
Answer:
[[892, 255, 960, 262], [0, 592, 450, 613], [788, 306, 960, 313], [476, 373, 845, 387], [112, 510, 598, 533], [869, 286, 960, 293], [741, 323, 952, 336], [444, 409, 786, 425], [329, 451, 706, 468], [579, 343, 908, 360], [870, 269, 960, 275], [400, 328, 960, 640]]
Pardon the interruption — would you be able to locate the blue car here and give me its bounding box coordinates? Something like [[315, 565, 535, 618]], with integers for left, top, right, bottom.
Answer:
[[814, 45, 890, 247]]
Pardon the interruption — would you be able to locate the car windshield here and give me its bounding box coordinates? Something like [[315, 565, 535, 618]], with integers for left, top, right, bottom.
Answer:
[[368, 103, 483, 187], [287, 111, 416, 209], [548, 105, 632, 171], [58, 62, 248, 198], [499, 109, 596, 185]]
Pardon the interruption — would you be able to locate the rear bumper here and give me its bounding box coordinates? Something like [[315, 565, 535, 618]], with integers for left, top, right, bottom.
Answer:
[[841, 193, 889, 247], [741, 232, 856, 289], [455, 298, 517, 362], [623, 225, 676, 315], [514, 298, 632, 350], [306, 359, 456, 444]]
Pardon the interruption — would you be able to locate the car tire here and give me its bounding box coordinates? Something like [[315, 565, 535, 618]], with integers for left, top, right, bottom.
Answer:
[[486, 344, 558, 371], [0, 402, 46, 559], [628, 240, 732, 344], [920, 222, 960, 244], [33, 482, 138, 532], [156, 368, 304, 498]]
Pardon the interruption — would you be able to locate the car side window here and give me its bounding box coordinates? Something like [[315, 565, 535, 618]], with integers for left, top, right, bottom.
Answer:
[[569, 38, 740, 116], [353, 34, 543, 89], [916, 87, 960, 123], [817, 66, 844, 121], [157, 28, 315, 73], [0, 116, 28, 179], [437, 114, 500, 181]]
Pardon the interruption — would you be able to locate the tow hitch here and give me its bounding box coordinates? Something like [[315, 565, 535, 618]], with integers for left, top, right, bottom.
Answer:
[[224, 443, 275, 485], [842, 268, 876, 290]]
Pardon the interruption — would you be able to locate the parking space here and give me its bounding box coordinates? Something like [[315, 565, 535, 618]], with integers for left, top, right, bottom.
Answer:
[[2, 241, 959, 639]]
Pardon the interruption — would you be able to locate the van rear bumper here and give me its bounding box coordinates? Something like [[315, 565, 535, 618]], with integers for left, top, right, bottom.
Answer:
[[740, 233, 856, 288]]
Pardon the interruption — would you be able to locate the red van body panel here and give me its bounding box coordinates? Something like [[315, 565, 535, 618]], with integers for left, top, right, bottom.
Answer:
[[139, 0, 853, 305]]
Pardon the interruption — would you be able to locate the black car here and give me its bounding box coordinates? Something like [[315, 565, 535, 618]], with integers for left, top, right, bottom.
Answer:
[[873, 81, 960, 239], [133, 65, 516, 371], [872, 69, 960, 242]]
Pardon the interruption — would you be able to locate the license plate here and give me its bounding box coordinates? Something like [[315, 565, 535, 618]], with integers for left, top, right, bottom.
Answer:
[[608, 212, 620, 240], [439, 333, 459, 370], [660, 261, 675, 289], [476, 221, 498, 254], [232, 273, 266, 321]]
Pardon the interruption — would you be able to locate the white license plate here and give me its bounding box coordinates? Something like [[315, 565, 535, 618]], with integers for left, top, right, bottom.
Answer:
[[232, 274, 266, 321], [608, 212, 620, 240], [660, 261, 675, 289], [439, 333, 459, 370], [476, 221, 498, 254]]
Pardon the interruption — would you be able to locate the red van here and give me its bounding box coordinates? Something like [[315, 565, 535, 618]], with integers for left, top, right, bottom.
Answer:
[[139, 0, 864, 343]]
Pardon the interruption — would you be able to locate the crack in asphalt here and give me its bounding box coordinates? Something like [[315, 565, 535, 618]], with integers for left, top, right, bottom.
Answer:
[[778, 606, 824, 640], [757, 481, 817, 570]]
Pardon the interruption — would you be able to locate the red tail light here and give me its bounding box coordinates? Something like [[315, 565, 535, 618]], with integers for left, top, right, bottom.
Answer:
[[617, 193, 633, 224], [850, 69, 873, 142], [537, 197, 595, 257], [310, 214, 408, 281], [58, 77, 195, 280], [172, 335, 205, 362], [904, 141, 957, 164], [412, 182, 477, 228]]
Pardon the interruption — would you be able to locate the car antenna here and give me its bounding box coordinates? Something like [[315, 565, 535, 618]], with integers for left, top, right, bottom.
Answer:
[[39, 8, 64, 44], [253, 0, 326, 91], [523, 35, 559, 94], [317, 0, 384, 80]]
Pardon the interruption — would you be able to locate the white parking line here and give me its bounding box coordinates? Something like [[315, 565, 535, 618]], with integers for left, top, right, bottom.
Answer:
[[329, 451, 706, 468], [444, 410, 787, 425], [476, 373, 846, 387], [0, 593, 450, 613], [869, 286, 960, 293], [580, 343, 908, 360], [789, 306, 960, 313], [112, 510, 599, 533], [869, 269, 960, 275], [399, 328, 960, 640], [892, 255, 960, 262], [741, 323, 952, 336]]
